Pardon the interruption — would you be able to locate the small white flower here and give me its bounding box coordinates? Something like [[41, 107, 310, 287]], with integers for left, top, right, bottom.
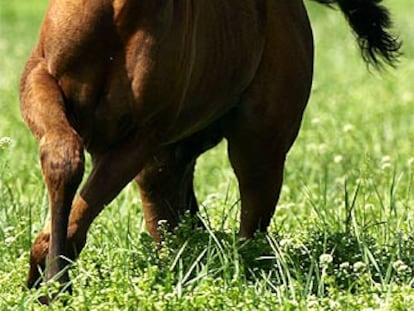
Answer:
[[0, 137, 15, 149], [334, 155, 343, 164], [279, 238, 292, 248], [343, 124, 354, 133], [379, 156, 392, 170], [282, 185, 291, 195], [392, 260, 411, 274], [4, 226, 14, 233], [311, 117, 321, 125], [353, 261, 366, 272], [339, 262, 350, 270], [381, 155, 392, 163], [319, 254, 333, 266], [307, 296, 318, 308], [157, 219, 168, 226], [402, 91, 413, 104], [5, 236, 15, 245]]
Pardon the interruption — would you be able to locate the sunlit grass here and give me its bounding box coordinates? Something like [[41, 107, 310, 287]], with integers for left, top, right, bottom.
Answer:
[[1, 1, 413, 309]]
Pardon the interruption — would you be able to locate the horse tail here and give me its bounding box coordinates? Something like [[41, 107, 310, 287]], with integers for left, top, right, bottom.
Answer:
[[312, 0, 401, 68]]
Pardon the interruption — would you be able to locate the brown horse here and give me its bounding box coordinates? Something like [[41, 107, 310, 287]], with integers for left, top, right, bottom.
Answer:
[[20, 0, 400, 295]]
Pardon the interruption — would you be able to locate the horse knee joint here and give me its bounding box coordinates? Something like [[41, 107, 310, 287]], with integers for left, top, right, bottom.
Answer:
[[39, 134, 84, 188]]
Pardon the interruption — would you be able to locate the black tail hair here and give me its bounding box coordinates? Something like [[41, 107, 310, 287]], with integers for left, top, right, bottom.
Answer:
[[312, 0, 401, 68]]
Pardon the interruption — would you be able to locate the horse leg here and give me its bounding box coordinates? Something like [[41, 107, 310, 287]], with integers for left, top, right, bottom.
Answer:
[[225, 89, 312, 238], [21, 61, 85, 291], [135, 148, 197, 240], [27, 135, 154, 290], [136, 125, 223, 240], [224, 121, 297, 238], [223, 0, 314, 238]]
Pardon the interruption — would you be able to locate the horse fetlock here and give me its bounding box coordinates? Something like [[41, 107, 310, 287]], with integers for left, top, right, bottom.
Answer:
[[28, 227, 85, 289], [27, 231, 49, 288]]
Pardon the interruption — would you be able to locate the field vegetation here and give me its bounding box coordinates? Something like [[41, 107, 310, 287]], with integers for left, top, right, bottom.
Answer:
[[1, 1, 413, 309]]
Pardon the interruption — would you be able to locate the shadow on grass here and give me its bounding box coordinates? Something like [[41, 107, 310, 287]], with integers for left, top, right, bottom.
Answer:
[[123, 217, 414, 296]]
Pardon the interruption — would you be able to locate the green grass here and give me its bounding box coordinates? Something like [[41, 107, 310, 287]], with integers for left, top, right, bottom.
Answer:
[[1, 1, 414, 309]]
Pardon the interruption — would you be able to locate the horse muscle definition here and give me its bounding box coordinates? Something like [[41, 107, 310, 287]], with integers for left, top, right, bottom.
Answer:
[[20, 0, 400, 297]]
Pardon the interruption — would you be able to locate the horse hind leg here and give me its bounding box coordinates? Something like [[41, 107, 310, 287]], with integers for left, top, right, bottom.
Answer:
[[135, 152, 197, 240], [23, 62, 156, 293], [21, 60, 85, 291], [222, 0, 313, 238], [223, 94, 309, 238], [136, 124, 223, 240]]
